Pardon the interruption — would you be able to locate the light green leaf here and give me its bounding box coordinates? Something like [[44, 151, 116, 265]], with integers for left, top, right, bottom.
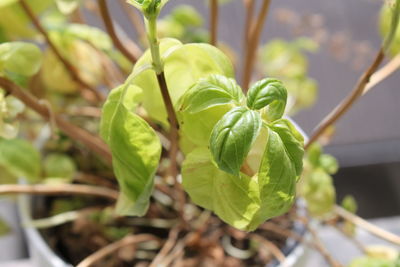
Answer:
[[248, 119, 304, 230], [43, 153, 77, 181], [342, 195, 358, 214], [179, 104, 231, 153], [127, 0, 169, 18], [170, 5, 203, 27], [246, 78, 287, 121], [0, 138, 41, 182], [210, 107, 262, 176], [63, 24, 113, 51], [101, 69, 161, 216], [55, 0, 79, 15], [180, 74, 244, 113], [182, 148, 260, 230], [301, 168, 335, 217], [0, 42, 42, 77], [320, 154, 339, 175], [132, 38, 234, 126]]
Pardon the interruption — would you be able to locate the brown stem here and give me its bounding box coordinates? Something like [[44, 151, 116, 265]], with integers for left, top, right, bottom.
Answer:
[[156, 73, 179, 178], [242, 0, 255, 59], [328, 222, 367, 253], [305, 49, 385, 149], [300, 217, 342, 267], [97, 0, 139, 64], [0, 184, 118, 200], [19, 0, 104, 102], [155, 73, 185, 218], [117, 0, 146, 42], [77, 234, 160, 267], [335, 205, 400, 246], [242, 0, 271, 91], [0, 77, 112, 163], [149, 226, 180, 267], [364, 53, 400, 95], [210, 0, 219, 46], [250, 234, 286, 263]]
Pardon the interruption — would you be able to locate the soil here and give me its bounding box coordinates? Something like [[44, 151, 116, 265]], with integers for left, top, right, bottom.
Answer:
[[31, 139, 305, 267]]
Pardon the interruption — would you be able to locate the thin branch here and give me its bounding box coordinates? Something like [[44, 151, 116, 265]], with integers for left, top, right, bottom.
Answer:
[[210, 0, 219, 46], [242, 0, 255, 59], [0, 184, 118, 200], [77, 234, 159, 267], [335, 205, 400, 246], [242, 0, 271, 91], [328, 222, 367, 253], [0, 77, 112, 163], [97, 0, 140, 64], [364, 53, 400, 95], [250, 234, 286, 263], [117, 0, 146, 42], [300, 218, 342, 267], [305, 49, 385, 149], [19, 0, 104, 102], [149, 226, 180, 267], [156, 73, 185, 218]]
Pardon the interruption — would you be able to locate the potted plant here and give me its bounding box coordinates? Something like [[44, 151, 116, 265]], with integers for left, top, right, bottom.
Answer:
[[0, 0, 399, 266]]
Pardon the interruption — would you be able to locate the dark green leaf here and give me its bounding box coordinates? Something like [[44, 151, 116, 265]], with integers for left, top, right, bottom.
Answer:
[[246, 78, 287, 121], [210, 107, 262, 176], [247, 119, 304, 229]]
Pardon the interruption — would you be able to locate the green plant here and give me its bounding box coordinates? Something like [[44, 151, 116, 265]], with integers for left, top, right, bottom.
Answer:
[[0, 0, 399, 266]]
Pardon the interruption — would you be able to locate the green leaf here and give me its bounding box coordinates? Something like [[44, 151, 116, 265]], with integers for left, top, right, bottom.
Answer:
[[0, 42, 42, 77], [320, 154, 339, 175], [63, 24, 113, 51], [170, 5, 203, 27], [180, 74, 244, 113], [0, 138, 41, 182], [246, 78, 287, 121], [342, 195, 358, 214], [210, 107, 262, 176], [43, 153, 77, 181], [128, 0, 169, 18], [248, 119, 304, 230], [182, 148, 260, 230], [179, 104, 231, 153], [55, 0, 79, 15], [301, 168, 335, 217], [101, 69, 161, 216]]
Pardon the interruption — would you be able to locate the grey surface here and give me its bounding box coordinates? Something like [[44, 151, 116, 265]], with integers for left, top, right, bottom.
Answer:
[[101, 0, 400, 165], [297, 216, 400, 267], [0, 199, 27, 262]]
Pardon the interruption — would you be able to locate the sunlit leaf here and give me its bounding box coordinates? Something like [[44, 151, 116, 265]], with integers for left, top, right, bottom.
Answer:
[[182, 147, 260, 230], [180, 74, 244, 113], [101, 72, 161, 216]]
